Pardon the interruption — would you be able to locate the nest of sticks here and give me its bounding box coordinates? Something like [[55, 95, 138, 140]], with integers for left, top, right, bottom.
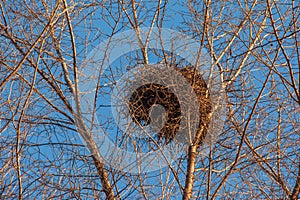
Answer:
[[128, 66, 212, 146]]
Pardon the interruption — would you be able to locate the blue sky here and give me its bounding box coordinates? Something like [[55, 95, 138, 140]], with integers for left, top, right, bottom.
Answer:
[[0, 0, 299, 199]]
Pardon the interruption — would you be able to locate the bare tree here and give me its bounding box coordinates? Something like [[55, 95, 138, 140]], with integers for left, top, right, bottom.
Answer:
[[0, 0, 299, 199]]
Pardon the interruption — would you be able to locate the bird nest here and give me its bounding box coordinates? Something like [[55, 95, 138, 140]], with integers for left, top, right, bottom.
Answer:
[[128, 66, 212, 146]]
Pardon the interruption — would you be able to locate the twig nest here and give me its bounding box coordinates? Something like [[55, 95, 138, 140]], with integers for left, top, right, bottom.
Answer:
[[128, 66, 212, 146]]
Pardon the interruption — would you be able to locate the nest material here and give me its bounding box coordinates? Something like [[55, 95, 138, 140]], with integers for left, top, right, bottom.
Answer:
[[128, 66, 212, 146]]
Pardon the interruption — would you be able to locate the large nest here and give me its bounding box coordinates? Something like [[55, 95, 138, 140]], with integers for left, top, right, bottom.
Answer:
[[128, 66, 212, 146]]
